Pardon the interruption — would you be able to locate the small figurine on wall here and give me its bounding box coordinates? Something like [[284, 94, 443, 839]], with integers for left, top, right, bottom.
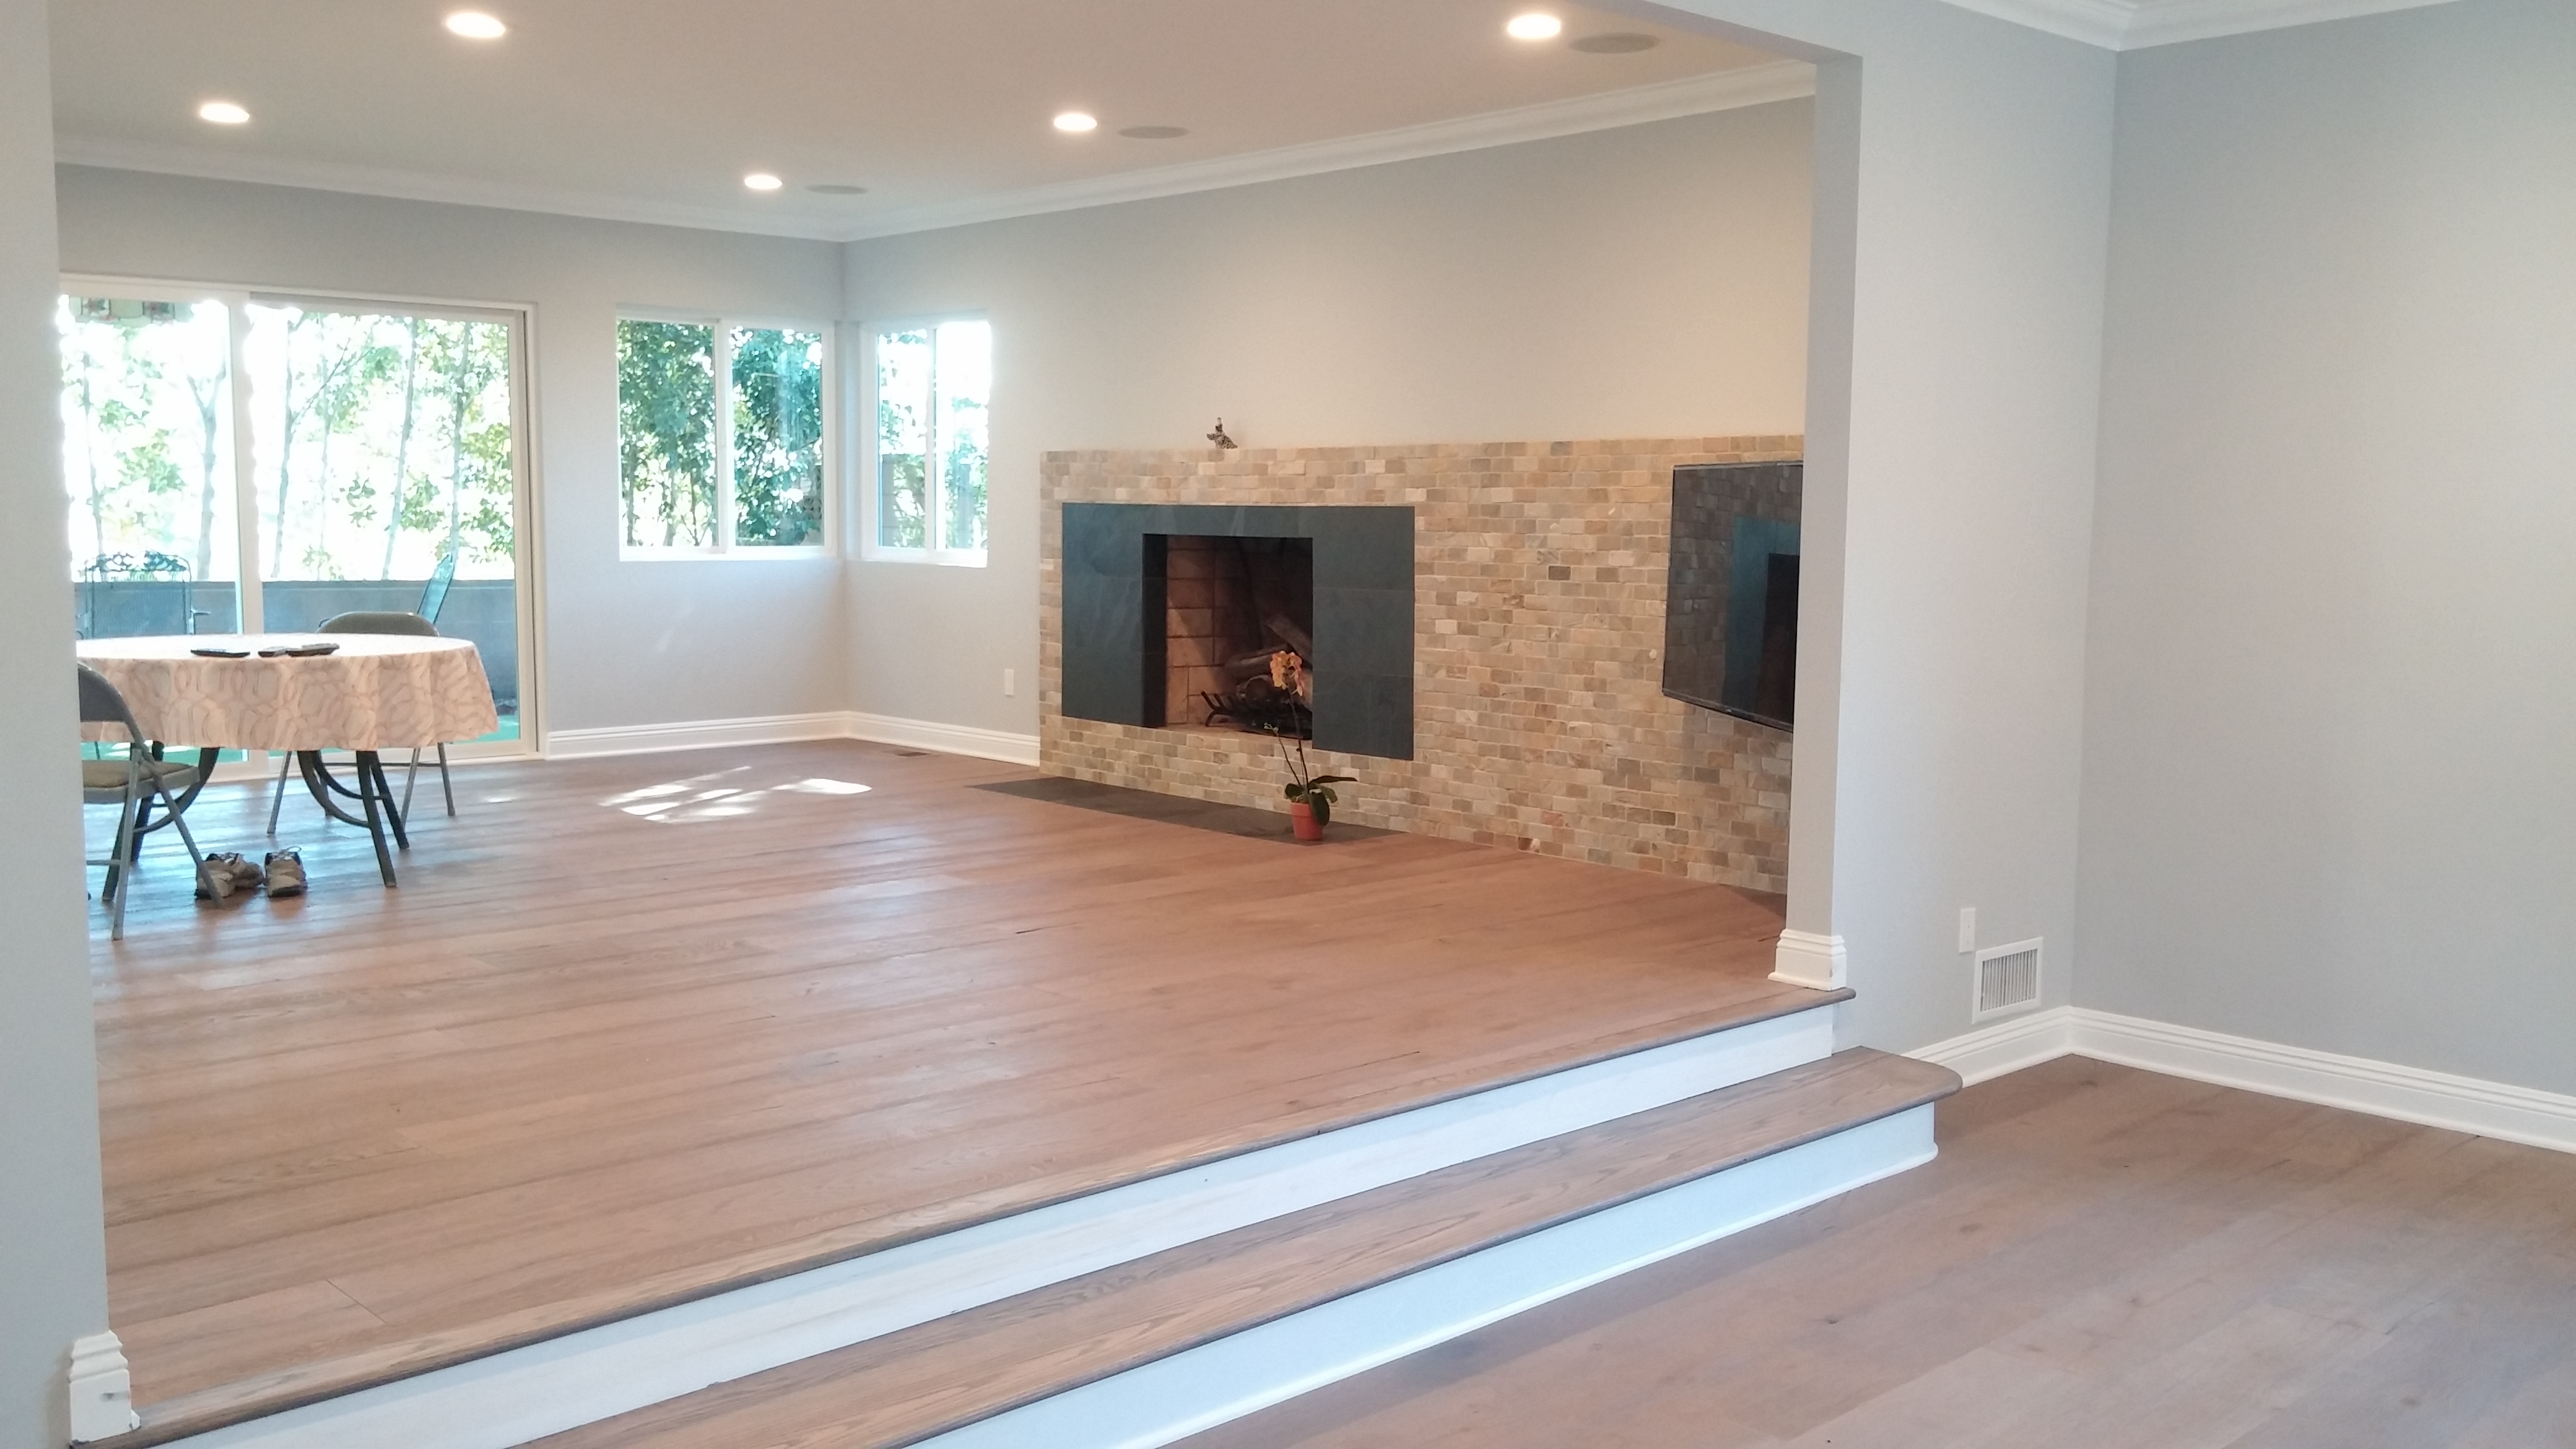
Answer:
[[1206, 417, 1238, 450]]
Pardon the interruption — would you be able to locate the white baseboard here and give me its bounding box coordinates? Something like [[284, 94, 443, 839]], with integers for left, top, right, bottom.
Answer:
[[1770, 929, 1847, 990], [1910, 1006, 2576, 1155], [844, 711, 1041, 767], [541, 711, 1040, 767], [68, 1331, 138, 1443], [544, 712, 850, 760], [156, 1008, 1834, 1448], [926, 1106, 1938, 1449]]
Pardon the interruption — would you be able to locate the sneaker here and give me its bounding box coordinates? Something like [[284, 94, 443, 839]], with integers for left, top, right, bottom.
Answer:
[[194, 852, 263, 900], [264, 848, 307, 899]]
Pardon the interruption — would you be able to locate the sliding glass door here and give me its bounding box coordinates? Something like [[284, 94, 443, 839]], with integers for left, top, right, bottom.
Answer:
[[59, 279, 536, 755]]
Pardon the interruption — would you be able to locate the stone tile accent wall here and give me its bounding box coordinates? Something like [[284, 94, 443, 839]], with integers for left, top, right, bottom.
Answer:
[[1040, 437, 1803, 893]]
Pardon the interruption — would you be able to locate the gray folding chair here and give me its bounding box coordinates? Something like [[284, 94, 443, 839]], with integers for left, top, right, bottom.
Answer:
[[80, 664, 215, 940], [268, 610, 458, 833]]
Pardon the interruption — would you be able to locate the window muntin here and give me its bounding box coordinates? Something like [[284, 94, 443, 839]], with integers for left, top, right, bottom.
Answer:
[[869, 318, 989, 563], [617, 316, 829, 554]]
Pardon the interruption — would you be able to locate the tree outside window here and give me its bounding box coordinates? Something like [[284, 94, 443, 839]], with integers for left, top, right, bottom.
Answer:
[[870, 318, 989, 563], [617, 316, 827, 554]]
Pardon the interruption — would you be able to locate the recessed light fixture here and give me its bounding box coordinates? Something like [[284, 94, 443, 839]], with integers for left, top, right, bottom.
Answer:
[[444, 11, 506, 39], [1505, 12, 1562, 40], [1570, 32, 1658, 53], [1118, 125, 1188, 140], [197, 100, 250, 125], [1053, 111, 1099, 134], [807, 183, 867, 195], [743, 172, 783, 191]]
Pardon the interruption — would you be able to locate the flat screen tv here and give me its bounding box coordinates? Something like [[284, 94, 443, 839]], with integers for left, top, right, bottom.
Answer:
[[1661, 461, 1801, 731]]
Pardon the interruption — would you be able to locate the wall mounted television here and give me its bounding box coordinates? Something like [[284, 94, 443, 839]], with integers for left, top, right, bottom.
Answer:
[[1661, 461, 1801, 731]]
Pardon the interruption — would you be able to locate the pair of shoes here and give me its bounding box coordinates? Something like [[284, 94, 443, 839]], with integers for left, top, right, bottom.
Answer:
[[263, 848, 307, 899], [195, 853, 265, 901]]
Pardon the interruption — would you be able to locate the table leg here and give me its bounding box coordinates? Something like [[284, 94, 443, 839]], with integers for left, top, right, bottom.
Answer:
[[296, 750, 399, 887], [363, 752, 411, 851]]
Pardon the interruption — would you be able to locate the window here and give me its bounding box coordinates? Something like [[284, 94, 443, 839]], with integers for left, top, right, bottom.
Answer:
[[868, 318, 990, 564], [617, 317, 828, 553], [61, 282, 536, 752]]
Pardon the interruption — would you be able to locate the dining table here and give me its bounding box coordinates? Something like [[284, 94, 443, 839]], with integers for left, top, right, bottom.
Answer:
[[76, 633, 498, 887]]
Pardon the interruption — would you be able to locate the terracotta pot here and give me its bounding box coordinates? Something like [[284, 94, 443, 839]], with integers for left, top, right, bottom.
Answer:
[[1289, 800, 1325, 842]]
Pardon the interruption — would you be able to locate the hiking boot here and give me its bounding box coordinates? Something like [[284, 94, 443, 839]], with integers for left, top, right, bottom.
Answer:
[[195, 852, 262, 900], [264, 848, 307, 899]]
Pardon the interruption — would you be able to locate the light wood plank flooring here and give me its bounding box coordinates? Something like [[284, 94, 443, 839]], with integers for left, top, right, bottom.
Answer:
[[1181, 1056, 2576, 1449], [86, 741, 1806, 1417]]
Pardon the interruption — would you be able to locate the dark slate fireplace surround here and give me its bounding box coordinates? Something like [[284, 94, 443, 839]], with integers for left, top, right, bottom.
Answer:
[[1060, 503, 1414, 760]]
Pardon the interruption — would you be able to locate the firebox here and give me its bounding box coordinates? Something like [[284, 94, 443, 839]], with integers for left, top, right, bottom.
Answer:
[[1150, 534, 1314, 736], [1059, 502, 1414, 760]]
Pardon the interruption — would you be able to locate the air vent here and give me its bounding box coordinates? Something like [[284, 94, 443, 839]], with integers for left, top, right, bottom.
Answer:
[[1972, 938, 2043, 1021]]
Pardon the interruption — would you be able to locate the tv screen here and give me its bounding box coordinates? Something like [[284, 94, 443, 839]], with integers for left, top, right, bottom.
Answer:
[[1662, 462, 1801, 731]]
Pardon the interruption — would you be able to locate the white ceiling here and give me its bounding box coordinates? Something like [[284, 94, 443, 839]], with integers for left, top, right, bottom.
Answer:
[[49, 0, 1795, 241]]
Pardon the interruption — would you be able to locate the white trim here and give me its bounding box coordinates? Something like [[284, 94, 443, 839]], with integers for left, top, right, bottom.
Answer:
[[842, 62, 1816, 241], [1934, 0, 2467, 50], [543, 712, 851, 760], [149, 1010, 1837, 1448], [925, 1107, 1937, 1449], [1909, 1006, 2576, 1155], [1770, 929, 1847, 990], [68, 1331, 139, 1443], [1908, 1004, 2079, 1086], [845, 711, 1041, 767]]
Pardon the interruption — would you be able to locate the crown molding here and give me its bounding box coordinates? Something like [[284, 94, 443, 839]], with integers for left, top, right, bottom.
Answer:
[[840, 60, 1816, 242], [51, 139, 851, 242], [54, 61, 1814, 248], [1938, 0, 2466, 49]]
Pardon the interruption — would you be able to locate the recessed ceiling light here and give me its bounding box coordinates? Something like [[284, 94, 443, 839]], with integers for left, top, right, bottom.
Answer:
[[807, 183, 867, 195], [743, 172, 783, 191], [1505, 12, 1562, 40], [1053, 111, 1099, 134], [1118, 125, 1188, 140], [444, 11, 506, 38], [1570, 32, 1658, 53], [197, 100, 250, 125]]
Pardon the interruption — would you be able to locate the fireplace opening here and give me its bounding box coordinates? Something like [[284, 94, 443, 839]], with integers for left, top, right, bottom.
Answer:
[[1149, 534, 1314, 737]]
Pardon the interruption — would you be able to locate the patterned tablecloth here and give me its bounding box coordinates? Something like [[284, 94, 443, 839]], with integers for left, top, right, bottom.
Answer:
[[77, 634, 500, 752]]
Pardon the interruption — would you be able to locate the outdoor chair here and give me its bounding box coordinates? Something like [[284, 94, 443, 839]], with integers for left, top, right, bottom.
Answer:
[[81, 663, 215, 940]]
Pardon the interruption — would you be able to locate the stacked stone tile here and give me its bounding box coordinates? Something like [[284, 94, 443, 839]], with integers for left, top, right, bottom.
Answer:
[[1040, 437, 1801, 894]]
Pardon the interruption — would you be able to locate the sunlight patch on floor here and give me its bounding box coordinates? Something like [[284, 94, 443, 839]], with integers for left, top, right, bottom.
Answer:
[[600, 768, 871, 822]]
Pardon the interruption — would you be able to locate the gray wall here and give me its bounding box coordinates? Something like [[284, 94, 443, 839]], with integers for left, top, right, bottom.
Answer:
[[843, 99, 1817, 740], [3, 2, 115, 1445], [2081, 0, 2576, 1091], [53, 169, 849, 736]]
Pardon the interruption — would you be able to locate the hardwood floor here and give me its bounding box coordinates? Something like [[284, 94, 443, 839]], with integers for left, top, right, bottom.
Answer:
[[1180, 1056, 2576, 1449], [85, 741, 1809, 1421]]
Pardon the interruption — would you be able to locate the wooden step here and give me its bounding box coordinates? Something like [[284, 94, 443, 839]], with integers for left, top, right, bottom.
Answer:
[[526, 1049, 1959, 1449]]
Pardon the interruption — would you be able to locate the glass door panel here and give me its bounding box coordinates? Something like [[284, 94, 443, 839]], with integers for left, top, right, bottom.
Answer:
[[244, 302, 525, 742], [59, 294, 240, 638]]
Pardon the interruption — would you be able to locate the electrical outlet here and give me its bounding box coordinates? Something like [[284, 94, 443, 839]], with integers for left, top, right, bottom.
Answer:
[[1003, 668, 1016, 697], [1957, 907, 1977, 954]]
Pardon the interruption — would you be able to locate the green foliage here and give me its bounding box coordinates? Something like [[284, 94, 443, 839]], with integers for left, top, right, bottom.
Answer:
[[731, 328, 823, 546], [618, 320, 716, 547]]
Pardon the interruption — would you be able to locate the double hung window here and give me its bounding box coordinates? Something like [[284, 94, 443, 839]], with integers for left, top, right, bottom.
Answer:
[[617, 318, 829, 554]]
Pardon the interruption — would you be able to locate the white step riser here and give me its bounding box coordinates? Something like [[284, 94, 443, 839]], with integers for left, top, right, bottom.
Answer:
[[931, 1103, 1938, 1449], [163, 1008, 1836, 1449]]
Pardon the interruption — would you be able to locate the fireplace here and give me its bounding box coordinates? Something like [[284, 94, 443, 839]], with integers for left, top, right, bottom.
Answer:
[[1151, 534, 1314, 736], [1059, 502, 1413, 760]]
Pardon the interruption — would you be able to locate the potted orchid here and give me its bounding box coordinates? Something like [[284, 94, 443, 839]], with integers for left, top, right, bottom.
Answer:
[[1261, 651, 1352, 841]]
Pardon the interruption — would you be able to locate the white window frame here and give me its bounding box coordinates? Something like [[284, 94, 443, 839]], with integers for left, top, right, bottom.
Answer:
[[859, 313, 990, 568], [617, 310, 837, 560]]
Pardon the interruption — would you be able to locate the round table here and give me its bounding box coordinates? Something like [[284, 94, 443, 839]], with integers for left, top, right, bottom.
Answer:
[[78, 633, 498, 886]]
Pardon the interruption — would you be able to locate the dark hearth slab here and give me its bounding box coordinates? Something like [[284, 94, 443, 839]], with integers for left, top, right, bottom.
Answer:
[[973, 776, 1393, 842]]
